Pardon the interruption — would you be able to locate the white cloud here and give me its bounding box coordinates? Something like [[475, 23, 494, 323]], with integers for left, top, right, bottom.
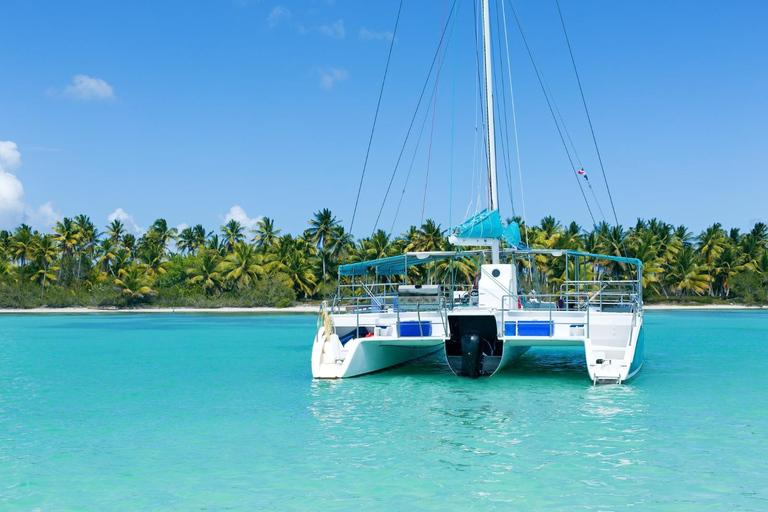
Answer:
[[220, 205, 262, 231], [0, 164, 25, 228], [0, 141, 22, 169], [0, 141, 61, 231], [318, 19, 345, 38], [359, 27, 393, 41], [176, 222, 189, 232], [108, 208, 144, 235], [26, 202, 61, 230], [56, 74, 114, 101], [318, 68, 349, 90], [268, 5, 290, 27]]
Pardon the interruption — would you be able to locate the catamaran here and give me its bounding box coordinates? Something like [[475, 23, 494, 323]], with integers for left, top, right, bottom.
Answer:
[[311, 0, 644, 383]]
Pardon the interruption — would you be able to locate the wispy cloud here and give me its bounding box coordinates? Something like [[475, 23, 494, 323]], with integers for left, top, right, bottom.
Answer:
[[48, 74, 114, 101], [318, 68, 349, 90], [318, 19, 345, 39], [108, 208, 143, 235], [22, 146, 63, 153], [0, 141, 61, 231], [267, 5, 290, 27], [359, 27, 393, 41]]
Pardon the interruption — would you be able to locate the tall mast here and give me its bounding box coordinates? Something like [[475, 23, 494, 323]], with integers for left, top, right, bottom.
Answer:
[[481, 0, 499, 212]]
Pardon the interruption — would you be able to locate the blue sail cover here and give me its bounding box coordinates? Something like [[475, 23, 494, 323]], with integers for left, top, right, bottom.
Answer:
[[502, 222, 521, 248], [454, 209, 503, 238]]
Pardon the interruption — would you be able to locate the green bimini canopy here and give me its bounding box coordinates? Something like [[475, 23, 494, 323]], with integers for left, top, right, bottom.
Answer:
[[338, 252, 468, 276]]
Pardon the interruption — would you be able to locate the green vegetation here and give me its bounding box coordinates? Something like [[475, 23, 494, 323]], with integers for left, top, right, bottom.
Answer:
[[1, 212, 767, 309]]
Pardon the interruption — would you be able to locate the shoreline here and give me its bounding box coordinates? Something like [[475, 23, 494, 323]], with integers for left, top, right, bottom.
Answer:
[[644, 304, 764, 310], [0, 304, 764, 314], [0, 305, 319, 315]]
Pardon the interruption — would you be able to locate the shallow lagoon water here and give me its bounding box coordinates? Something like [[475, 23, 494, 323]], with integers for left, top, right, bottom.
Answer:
[[1, 311, 766, 510]]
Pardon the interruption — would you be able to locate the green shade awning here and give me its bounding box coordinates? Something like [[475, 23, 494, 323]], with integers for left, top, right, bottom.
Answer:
[[338, 252, 474, 276]]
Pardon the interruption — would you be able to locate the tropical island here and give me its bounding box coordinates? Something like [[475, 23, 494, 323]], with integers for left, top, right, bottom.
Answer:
[[0, 209, 766, 309]]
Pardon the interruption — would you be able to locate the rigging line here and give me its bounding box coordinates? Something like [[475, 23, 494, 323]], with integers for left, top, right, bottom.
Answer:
[[491, 76, 516, 218], [503, 2, 581, 169], [507, 0, 596, 227], [583, 174, 606, 220], [449, 0, 458, 230], [470, 0, 484, 217], [390, 74, 439, 235], [493, 0, 517, 217], [465, 8, 482, 225], [372, 0, 460, 234], [555, 0, 621, 230], [349, 0, 404, 236], [421, 0, 450, 226], [500, 0, 529, 246]]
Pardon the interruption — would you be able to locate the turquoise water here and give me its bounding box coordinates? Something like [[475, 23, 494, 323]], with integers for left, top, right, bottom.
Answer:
[[1, 311, 766, 510]]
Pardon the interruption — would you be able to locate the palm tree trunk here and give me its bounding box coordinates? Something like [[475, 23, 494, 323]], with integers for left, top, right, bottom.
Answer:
[[41, 263, 47, 298]]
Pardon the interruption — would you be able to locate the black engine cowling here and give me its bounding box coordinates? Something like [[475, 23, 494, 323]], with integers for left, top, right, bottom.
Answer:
[[445, 315, 503, 377]]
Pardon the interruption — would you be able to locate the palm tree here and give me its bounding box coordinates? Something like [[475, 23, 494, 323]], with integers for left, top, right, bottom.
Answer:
[[221, 220, 245, 253], [283, 250, 318, 297], [697, 223, 727, 296], [713, 244, 742, 299], [107, 219, 126, 246], [253, 217, 281, 251], [53, 217, 81, 258], [177, 227, 196, 255], [97, 239, 119, 275], [115, 263, 156, 299], [30, 235, 59, 295], [74, 214, 97, 282], [629, 230, 664, 294], [149, 218, 178, 252], [191, 224, 209, 252], [122, 234, 137, 259], [207, 234, 226, 256], [666, 246, 710, 297], [365, 230, 392, 260], [674, 225, 694, 248], [217, 242, 264, 289], [9, 224, 36, 266], [137, 233, 167, 277], [0, 229, 11, 254], [409, 220, 445, 252], [186, 250, 224, 295], [307, 208, 339, 282]]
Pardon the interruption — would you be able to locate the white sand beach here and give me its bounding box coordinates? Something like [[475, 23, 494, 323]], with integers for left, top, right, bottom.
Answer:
[[0, 305, 319, 314], [644, 304, 764, 310], [0, 304, 763, 314]]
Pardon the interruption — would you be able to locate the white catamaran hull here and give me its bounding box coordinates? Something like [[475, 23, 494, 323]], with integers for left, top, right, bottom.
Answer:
[[312, 311, 445, 379], [445, 307, 644, 383]]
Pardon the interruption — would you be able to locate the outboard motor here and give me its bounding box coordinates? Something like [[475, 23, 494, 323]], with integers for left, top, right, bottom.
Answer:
[[460, 332, 483, 378], [445, 315, 503, 377]]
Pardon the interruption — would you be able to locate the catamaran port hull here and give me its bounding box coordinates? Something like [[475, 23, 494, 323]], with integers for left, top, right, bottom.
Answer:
[[312, 311, 446, 379]]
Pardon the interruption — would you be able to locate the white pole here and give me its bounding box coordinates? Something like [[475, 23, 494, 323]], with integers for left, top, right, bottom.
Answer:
[[481, 0, 500, 264], [481, 0, 498, 212]]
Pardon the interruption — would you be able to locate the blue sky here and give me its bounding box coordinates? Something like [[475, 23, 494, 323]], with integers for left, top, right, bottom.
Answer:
[[1, 0, 766, 239]]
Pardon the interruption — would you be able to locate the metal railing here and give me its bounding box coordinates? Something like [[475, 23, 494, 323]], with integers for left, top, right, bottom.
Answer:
[[499, 288, 641, 340]]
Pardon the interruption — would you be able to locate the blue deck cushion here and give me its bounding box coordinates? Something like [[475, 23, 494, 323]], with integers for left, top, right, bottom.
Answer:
[[399, 321, 432, 337], [504, 321, 517, 336], [517, 321, 554, 336]]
